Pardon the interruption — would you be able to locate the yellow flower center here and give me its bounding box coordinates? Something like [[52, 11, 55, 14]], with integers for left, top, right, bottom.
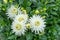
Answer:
[[15, 24, 22, 30], [35, 21, 40, 26], [18, 17, 24, 22], [12, 8, 17, 14]]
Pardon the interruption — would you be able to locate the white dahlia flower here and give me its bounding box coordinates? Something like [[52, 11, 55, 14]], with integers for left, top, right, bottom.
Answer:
[[6, 5, 18, 19], [11, 21, 26, 36], [14, 13, 28, 23], [29, 15, 46, 34]]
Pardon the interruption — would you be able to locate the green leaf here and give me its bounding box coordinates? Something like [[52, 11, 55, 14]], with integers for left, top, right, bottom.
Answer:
[[8, 35, 17, 40], [26, 33, 33, 40]]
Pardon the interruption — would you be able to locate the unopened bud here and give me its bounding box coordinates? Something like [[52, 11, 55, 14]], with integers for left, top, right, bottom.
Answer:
[[26, 23, 30, 29], [35, 10, 39, 14], [3, 0, 8, 4]]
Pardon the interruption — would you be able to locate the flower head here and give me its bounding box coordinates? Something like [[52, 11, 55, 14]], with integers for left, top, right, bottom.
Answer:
[[6, 5, 18, 19], [14, 13, 28, 23], [11, 21, 26, 36], [29, 15, 46, 34]]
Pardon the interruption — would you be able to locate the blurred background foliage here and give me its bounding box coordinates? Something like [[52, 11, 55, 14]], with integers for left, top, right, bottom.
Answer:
[[0, 0, 60, 40]]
